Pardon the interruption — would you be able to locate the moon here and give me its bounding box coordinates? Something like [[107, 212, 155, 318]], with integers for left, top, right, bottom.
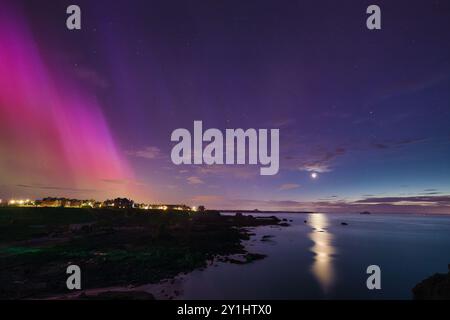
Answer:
[[311, 172, 318, 179]]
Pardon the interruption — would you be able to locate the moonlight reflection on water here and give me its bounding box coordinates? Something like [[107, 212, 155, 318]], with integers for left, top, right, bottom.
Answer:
[[308, 213, 337, 294]]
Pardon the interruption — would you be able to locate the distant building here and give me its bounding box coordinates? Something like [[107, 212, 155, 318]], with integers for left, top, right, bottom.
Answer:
[[4, 196, 202, 212], [93, 201, 103, 208], [103, 198, 134, 209], [41, 197, 63, 207], [39, 197, 87, 208], [67, 199, 82, 207], [166, 204, 191, 211]]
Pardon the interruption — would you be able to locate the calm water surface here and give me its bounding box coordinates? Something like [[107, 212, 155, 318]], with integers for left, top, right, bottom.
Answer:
[[177, 213, 450, 299]]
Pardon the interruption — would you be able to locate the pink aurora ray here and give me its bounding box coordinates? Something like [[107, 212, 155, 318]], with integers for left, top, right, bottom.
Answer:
[[0, 4, 136, 199]]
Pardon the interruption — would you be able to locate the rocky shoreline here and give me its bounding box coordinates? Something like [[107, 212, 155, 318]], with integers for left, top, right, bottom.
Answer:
[[412, 265, 450, 299], [0, 207, 285, 299]]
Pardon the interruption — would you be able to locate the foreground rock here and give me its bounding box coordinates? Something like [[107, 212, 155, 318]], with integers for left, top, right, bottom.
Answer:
[[0, 207, 284, 299], [412, 265, 450, 299]]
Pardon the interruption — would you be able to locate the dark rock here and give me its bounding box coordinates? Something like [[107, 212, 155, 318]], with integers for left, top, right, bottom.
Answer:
[[224, 252, 267, 264], [245, 253, 267, 262], [261, 235, 274, 241], [0, 207, 283, 299], [413, 269, 450, 300], [341, 222, 348, 226]]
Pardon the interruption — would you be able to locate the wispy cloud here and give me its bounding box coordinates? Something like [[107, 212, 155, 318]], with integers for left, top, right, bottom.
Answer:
[[278, 183, 300, 191], [101, 179, 146, 187], [187, 176, 204, 185], [354, 195, 450, 206], [298, 163, 332, 173], [126, 146, 163, 160], [191, 194, 224, 203], [212, 194, 450, 214], [297, 147, 346, 173], [370, 138, 428, 150]]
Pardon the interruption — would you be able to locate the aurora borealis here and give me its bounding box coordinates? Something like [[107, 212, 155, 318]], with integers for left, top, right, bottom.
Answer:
[[1, 0, 450, 213], [0, 1, 137, 200]]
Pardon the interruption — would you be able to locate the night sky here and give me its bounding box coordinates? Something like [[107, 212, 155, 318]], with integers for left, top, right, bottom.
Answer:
[[1, 0, 450, 213]]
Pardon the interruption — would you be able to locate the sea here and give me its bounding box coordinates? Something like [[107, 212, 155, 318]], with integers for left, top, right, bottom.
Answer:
[[176, 212, 450, 299]]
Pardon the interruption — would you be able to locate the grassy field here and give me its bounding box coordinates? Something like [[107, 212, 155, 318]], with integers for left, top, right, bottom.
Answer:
[[0, 207, 281, 299]]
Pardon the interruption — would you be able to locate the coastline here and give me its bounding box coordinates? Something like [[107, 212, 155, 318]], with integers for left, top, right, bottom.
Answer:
[[0, 207, 285, 299]]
